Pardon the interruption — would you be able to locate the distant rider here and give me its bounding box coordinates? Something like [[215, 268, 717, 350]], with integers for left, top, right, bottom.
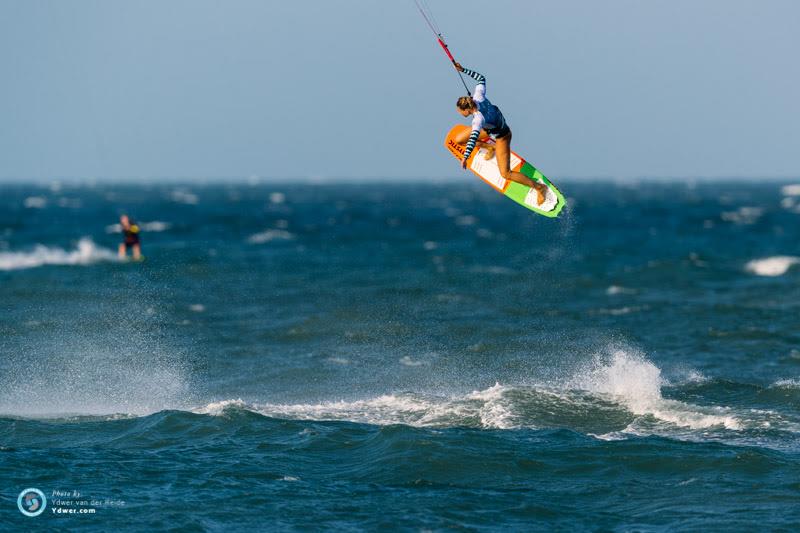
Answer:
[[118, 214, 142, 261]]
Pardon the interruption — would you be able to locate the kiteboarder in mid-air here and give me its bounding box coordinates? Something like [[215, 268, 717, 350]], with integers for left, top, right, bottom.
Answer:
[[451, 63, 547, 205]]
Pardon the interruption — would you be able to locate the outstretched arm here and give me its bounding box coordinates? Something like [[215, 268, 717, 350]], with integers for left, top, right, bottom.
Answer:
[[455, 63, 486, 101], [460, 66, 485, 85]]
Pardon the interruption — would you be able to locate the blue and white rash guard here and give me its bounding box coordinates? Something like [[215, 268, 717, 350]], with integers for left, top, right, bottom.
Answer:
[[461, 67, 508, 163]]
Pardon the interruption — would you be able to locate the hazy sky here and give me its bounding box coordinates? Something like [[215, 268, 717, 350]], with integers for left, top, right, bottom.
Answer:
[[1, 0, 798, 181]]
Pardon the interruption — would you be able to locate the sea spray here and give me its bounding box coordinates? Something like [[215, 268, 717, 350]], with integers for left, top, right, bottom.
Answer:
[[0, 238, 117, 271]]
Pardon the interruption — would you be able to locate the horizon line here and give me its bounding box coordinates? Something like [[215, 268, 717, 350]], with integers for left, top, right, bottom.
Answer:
[[1, 175, 799, 185]]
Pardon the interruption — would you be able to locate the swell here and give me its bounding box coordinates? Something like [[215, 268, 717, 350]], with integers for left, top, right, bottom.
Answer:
[[2, 349, 799, 450]]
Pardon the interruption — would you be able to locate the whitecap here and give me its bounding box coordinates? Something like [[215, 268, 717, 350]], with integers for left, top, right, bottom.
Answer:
[[720, 206, 763, 225], [595, 306, 648, 316], [169, 189, 199, 205], [771, 379, 800, 389], [237, 388, 516, 430], [247, 229, 295, 244], [567, 348, 741, 431], [0, 238, 117, 271], [140, 221, 171, 232], [466, 383, 516, 429], [24, 196, 47, 209], [606, 285, 636, 296], [781, 184, 800, 196], [745, 256, 800, 277], [194, 399, 249, 416], [471, 265, 514, 275], [187, 350, 757, 437]]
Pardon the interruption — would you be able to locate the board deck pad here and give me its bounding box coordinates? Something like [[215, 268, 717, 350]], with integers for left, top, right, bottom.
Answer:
[[444, 124, 566, 217]]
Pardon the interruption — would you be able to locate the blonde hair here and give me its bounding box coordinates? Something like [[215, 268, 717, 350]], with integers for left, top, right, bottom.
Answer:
[[456, 96, 476, 111]]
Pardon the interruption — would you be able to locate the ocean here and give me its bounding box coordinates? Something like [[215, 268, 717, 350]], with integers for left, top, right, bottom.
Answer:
[[1, 180, 799, 531]]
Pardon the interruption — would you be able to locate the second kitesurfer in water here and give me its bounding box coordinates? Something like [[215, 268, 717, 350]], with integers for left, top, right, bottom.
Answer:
[[452, 63, 547, 205], [118, 214, 143, 261]]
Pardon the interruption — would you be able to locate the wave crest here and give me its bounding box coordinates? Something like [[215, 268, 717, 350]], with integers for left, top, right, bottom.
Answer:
[[745, 256, 800, 277], [0, 238, 117, 271], [192, 350, 744, 436]]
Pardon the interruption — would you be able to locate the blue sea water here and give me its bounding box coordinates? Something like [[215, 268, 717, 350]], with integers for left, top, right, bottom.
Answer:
[[1, 180, 800, 531]]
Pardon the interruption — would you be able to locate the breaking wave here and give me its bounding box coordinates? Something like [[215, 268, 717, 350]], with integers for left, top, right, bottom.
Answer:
[[0, 238, 117, 271], [745, 256, 800, 277], [192, 350, 771, 445]]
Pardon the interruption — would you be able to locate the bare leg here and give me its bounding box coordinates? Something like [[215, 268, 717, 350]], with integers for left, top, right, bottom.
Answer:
[[132, 244, 142, 261], [495, 133, 546, 205], [118, 243, 126, 259], [453, 128, 495, 159]]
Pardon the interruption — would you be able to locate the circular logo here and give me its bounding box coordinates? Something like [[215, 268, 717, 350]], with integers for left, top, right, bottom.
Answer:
[[17, 488, 47, 517]]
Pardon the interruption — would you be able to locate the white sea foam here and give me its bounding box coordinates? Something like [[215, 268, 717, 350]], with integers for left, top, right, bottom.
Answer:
[[141, 221, 170, 232], [0, 238, 117, 271], [169, 189, 199, 205], [606, 285, 636, 296], [195, 399, 249, 416], [781, 184, 800, 196], [720, 206, 763, 225], [193, 386, 518, 430], [595, 306, 648, 316], [247, 229, 295, 244], [745, 256, 800, 277], [24, 196, 47, 208], [471, 265, 514, 275], [780, 197, 800, 213], [466, 383, 516, 429], [189, 348, 743, 434], [567, 349, 741, 431], [588, 431, 629, 441], [771, 379, 800, 389]]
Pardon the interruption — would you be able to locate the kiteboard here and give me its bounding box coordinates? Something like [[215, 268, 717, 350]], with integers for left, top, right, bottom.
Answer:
[[444, 124, 566, 217]]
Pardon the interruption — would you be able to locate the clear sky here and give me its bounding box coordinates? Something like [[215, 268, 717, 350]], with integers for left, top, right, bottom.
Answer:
[[1, 0, 798, 181]]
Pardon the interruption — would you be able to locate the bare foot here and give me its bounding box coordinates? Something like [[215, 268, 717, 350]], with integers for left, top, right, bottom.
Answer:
[[483, 145, 495, 160], [532, 182, 547, 205]]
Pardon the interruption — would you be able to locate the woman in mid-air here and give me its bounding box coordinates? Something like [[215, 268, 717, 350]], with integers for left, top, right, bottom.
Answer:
[[452, 63, 546, 205]]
